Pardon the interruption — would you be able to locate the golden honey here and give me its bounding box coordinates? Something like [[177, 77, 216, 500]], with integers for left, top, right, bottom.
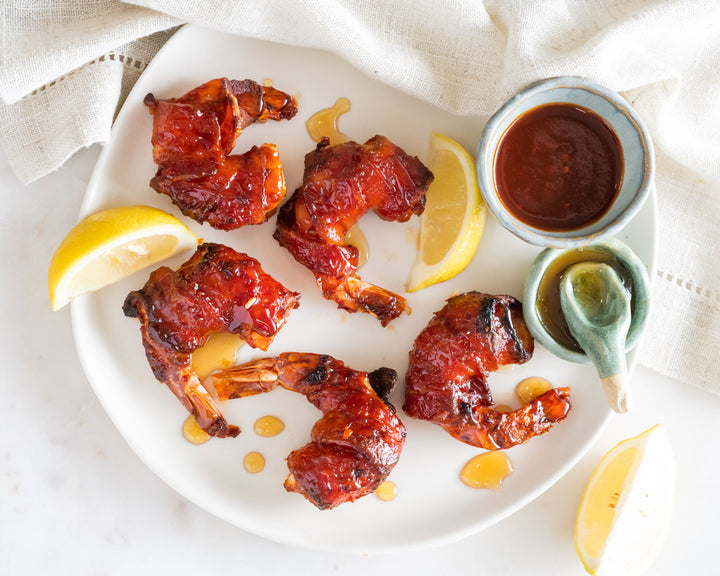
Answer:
[[345, 224, 369, 268], [375, 480, 398, 501], [254, 415, 285, 437], [515, 376, 553, 405], [243, 451, 266, 474], [536, 246, 634, 353], [182, 414, 211, 445], [306, 97, 351, 145], [191, 332, 245, 381], [460, 451, 513, 490]]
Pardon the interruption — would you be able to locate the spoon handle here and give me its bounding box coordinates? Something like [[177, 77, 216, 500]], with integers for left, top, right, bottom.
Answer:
[[600, 372, 631, 413]]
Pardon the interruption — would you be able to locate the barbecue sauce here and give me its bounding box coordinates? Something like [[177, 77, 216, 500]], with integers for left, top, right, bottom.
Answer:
[[495, 103, 623, 231]]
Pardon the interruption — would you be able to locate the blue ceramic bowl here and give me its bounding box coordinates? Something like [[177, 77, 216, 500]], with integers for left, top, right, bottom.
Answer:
[[522, 238, 651, 364], [476, 76, 654, 248]]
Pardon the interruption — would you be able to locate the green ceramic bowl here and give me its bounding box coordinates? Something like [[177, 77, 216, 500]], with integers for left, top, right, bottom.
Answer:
[[523, 238, 650, 363]]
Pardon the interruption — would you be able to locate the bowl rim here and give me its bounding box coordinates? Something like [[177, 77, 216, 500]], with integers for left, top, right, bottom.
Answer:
[[476, 75, 656, 248], [522, 237, 651, 364]]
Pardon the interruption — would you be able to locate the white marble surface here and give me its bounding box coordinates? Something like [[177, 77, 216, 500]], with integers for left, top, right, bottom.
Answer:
[[2, 144, 719, 574]]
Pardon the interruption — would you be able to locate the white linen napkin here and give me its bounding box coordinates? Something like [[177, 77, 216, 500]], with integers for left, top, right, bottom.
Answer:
[[2, 0, 719, 393]]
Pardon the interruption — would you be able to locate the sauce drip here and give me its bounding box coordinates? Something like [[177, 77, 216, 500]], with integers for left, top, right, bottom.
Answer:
[[254, 415, 285, 437], [515, 376, 553, 405], [191, 332, 245, 381], [345, 224, 369, 268], [375, 480, 398, 501], [306, 97, 351, 145], [460, 452, 514, 489], [182, 414, 211, 445], [495, 103, 623, 232], [536, 247, 635, 353], [243, 451, 266, 474]]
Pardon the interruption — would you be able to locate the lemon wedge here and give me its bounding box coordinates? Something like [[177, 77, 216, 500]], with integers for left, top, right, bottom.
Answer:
[[48, 205, 200, 310], [575, 425, 675, 576], [407, 133, 486, 292]]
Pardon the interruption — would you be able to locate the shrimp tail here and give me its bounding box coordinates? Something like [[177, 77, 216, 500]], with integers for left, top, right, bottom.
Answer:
[[317, 274, 411, 327], [446, 387, 572, 450], [211, 352, 406, 509]]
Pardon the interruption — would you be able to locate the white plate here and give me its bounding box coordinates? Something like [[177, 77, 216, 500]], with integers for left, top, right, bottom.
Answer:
[[72, 25, 657, 554]]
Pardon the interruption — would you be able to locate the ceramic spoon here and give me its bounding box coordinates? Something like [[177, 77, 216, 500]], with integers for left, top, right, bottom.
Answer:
[[560, 262, 632, 413]]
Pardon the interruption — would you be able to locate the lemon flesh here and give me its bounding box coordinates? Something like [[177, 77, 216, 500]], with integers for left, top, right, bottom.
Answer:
[[407, 133, 486, 292], [49, 205, 199, 310], [575, 425, 675, 576]]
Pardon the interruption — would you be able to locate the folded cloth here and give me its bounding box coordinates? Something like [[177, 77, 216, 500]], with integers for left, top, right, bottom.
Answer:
[[1, 0, 719, 393], [0, 1, 179, 183]]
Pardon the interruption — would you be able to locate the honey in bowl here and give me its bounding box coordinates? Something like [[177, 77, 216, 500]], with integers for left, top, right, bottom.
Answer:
[[494, 103, 624, 232], [535, 246, 634, 354]]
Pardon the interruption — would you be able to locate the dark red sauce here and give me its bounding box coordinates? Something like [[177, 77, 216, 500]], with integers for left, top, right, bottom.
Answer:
[[494, 103, 623, 232]]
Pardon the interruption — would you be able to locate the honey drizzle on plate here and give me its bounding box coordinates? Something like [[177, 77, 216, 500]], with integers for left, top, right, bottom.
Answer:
[[243, 451, 266, 474], [345, 225, 369, 268], [306, 97, 351, 145], [515, 376, 553, 405], [460, 452, 514, 489], [191, 333, 245, 381], [375, 481, 398, 501], [254, 415, 285, 437], [182, 415, 211, 445]]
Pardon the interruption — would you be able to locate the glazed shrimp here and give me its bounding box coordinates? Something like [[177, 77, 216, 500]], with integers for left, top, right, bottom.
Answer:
[[211, 353, 406, 509], [403, 291, 571, 450], [274, 135, 433, 326], [123, 243, 300, 438], [145, 78, 298, 230]]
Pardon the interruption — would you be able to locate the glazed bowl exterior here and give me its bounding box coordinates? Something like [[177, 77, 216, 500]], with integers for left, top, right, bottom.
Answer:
[[476, 76, 654, 248]]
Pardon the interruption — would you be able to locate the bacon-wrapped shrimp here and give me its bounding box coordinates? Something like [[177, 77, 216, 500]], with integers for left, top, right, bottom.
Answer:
[[145, 78, 298, 229], [211, 352, 406, 509], [403, 291, 571, 450], [123, 243, 300, 437], [274, 135, 433, 326]]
